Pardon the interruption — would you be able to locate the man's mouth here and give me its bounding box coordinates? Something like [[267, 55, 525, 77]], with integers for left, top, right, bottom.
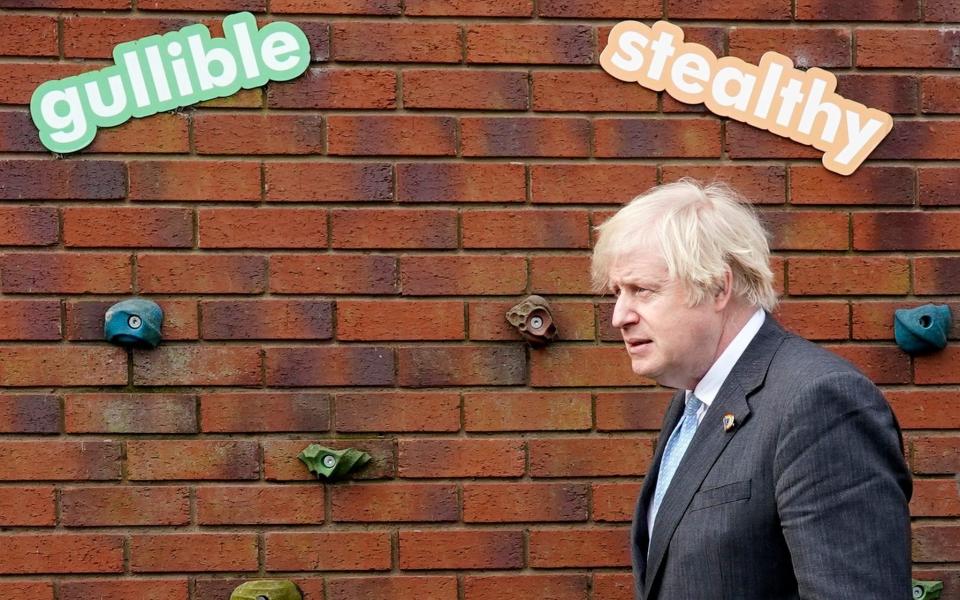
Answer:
[[625, 338, 652, 350]]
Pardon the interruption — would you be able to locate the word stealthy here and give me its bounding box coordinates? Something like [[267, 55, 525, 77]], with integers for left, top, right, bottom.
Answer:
[[31, 12, 310, 153], [600, 20, 892, 175]]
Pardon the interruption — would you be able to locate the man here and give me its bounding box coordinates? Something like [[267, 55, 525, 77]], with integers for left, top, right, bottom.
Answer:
[[591, 179, 912, 599]]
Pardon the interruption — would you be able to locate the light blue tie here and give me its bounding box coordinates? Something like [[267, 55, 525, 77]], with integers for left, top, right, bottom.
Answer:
[[651, 393, 703, 524]]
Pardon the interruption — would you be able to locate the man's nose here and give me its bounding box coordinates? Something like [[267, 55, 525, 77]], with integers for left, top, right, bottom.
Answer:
[[611, 294, 637, 328]]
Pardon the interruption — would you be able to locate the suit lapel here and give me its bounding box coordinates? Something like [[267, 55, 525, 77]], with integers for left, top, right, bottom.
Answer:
[[641, 315, 788, 598]]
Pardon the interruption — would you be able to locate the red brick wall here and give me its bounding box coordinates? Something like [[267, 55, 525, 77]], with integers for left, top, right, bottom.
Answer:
[[1, 1, 959, 598]]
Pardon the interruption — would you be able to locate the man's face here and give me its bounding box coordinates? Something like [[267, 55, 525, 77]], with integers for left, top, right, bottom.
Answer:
[[607, 244, 725, 390]]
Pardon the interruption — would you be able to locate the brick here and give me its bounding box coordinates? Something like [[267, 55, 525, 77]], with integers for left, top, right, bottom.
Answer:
[[0, 582, 53, 599], [86, 113, 189, 153], [338, 300, 463, 341], [0, 253, 131, 294], [201, 392, 331, 432], [464, 483, 588, 522], [0, 394, 58, 433], [266, 346, 394, 386], [269, 68, 396, 109], [399, 439, 525, 478], [467, 24, 592, 64], [468, 300, 595, 342], [200, 88, 263, 108], [667, 0, 787, 18], [531, 164, 657, 205], [836, 74, 918, 115], [887, 391, 960, 429], [133, 345, 261, 386], [63, 16, 192, 58], [464, 574, 588, 600], [595, 391, 674, 431], [399, 530, 523, 569], [199, 208, 326, 249], [0, 346, 126, 386], [915, 347, 960, 384], [910, 435, 960, 473], [335, 391, 460, 432], [264, 439, 394, 481], [761, 210, 848, 250], [464, 392, 591, 431], [798, 0, 917, 19], [397, 162, 525, 203], [331, 208, 457, 249], [592, 574, 636, 600], [858, 28, 960, 67], [406, 0, 530, 14], [730, 27, 851, 68], [920, 168, 960, 205], [790, 166, 915, 205], [595, 118, 722, 158], [63, 207, 192, 248], [532, 70, 656, 112], [127, 440, 258, 481], [725, 122, 821, 159], [911, 479, 960, 517], [0, 62, 106, 105], [913, 524, 960, 562], [926, 0, 960, 20], [0, 441, 120, 481], [872, 120, 960, 160], [462, 117, 590, 157], [855, 212, 960, 250], [65, 299, 197, 341], [463, 209, 590, 249], [405, 69, 527, 110], [398, 345, 525, 386], [61, 486, 190, 526], [332, 483, 458, 522], [65, 393, 196, 433], [915, 258, 960, 295], [530, 437, 655, 477], [333, 22, 460, 62], [131, 534, 258, 572], [850, 300, 960, 341], [129, 160, 261, 202], [197, 485, 323, 525], [530, 255, 593, 295], [278, 19, 330, 62], [0, 486, 55, 526], [272, 0, 398, 13], [265, 162, 392, 202], [137, 254, 266, 294], [0, 110, 45, 152], [271, 254, 397, 294], [0, 15, 58, 56], [662, 165, 784, 204], [788, 257, 909, 295], [922, 75, 960, 113], [543, 0, 659, 16], [593, 482, 643, 522], [826, 344, 910, 385], [401, 255, 526, 295], [328, 115, 456, 156], [0, 535, 123, 574], [531, 345, 650, 387], [0, 206, 57, 246], [328, 577, 458, 600], [194, 114, 323, 155], [775, 301, 850, 341], [529, 528, 630, 567], [266, 532, 391, 571], [60, 581, 188, 600], [140, 0, 261, 9], [201, 299, 332, 340]]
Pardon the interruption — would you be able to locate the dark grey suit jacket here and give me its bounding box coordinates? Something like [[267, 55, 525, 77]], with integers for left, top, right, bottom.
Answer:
[[632, 316, 912, 599]]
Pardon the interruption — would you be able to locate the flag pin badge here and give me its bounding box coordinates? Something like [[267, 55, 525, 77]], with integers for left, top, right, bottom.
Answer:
[[722, 413, 736, 432]]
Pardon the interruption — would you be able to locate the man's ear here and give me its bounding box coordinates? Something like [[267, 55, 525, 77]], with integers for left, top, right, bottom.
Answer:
[[713, 268, 734, 311]]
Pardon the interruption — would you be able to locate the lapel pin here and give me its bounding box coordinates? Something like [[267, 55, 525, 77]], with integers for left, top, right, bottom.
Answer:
[[722, 413, 736, 432]]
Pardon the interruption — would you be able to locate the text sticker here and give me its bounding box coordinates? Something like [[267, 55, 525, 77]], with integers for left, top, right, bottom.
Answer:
[[31, 12, 310, 154], [600, 20, 892, 175]]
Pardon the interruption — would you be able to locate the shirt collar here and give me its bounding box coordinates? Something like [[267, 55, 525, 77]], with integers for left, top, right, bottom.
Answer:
[[687, 308, 766, 409]]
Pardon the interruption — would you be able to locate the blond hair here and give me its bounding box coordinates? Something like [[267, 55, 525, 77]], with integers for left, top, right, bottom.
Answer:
[[591, 178, 777, 311]]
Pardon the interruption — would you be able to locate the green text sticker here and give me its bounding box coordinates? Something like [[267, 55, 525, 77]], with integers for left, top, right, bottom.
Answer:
[[30, 12, 310, 154]]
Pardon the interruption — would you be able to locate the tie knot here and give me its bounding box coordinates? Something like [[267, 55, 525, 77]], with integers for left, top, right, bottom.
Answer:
[[684, 394, 702, 417]]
